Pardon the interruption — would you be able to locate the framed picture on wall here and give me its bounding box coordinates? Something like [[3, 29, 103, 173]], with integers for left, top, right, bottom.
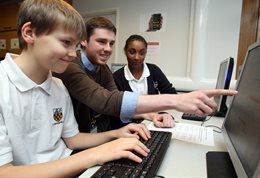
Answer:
[[140, 12, 167, 32]]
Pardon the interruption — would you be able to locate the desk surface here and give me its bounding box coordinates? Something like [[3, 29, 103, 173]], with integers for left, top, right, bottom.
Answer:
[[79, 111, 227, 178]]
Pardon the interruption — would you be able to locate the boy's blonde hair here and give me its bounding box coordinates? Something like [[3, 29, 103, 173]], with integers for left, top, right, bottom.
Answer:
[[17, 0, 86, 49]]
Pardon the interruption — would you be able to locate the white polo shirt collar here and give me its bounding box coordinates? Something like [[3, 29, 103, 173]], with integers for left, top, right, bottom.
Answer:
[[124, 63, 150, 95], [3, 53, 52, 95], [124, 63, 150, 81]]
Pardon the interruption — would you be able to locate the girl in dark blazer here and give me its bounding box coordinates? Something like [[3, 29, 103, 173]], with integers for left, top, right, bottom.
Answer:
[[113, 34, 177, 95]]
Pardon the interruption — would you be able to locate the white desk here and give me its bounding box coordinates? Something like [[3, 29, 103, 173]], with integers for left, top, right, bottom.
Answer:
[[79, 111, 227, 178]]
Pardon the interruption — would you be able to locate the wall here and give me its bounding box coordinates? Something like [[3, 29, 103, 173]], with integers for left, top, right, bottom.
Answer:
[[73, 0, 242, 91]]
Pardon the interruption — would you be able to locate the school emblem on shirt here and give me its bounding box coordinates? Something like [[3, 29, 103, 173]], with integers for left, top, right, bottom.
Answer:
[[153, 81, 158, 89], [53, 108, 63, 122]]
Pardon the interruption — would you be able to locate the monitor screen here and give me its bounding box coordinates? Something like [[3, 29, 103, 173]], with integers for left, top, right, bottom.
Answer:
[[213, 57, 234, 116], [111, 63, 125, 73], [222, 42, 260, 177]]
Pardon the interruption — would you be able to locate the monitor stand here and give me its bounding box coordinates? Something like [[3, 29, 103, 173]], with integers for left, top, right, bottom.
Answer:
[[210, 104, 228, 117], [206, 151, 237, 178]]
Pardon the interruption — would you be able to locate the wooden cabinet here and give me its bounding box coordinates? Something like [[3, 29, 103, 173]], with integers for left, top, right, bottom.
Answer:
[[0, 0, 74, 58], [236, 0, 260, 78], [0, 2, 21, 58]]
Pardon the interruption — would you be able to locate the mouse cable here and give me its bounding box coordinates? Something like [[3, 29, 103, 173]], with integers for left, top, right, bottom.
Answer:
[[204, 125, 222, 133], [201, 115, 213, 126]]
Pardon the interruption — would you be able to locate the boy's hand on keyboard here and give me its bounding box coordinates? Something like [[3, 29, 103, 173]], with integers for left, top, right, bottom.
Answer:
[[115, 123, 151, 141], [93, 137, 150, 165], [152, 113, 175, 128]]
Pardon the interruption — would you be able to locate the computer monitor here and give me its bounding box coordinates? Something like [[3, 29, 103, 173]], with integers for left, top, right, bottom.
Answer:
[[222, 42, 260, 177], [213, 57, 234, 117], [111, 63, 125, 73]]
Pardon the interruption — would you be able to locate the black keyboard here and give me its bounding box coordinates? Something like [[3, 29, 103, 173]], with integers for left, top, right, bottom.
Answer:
[[91, 131, 172, 178], [181, 113, 206, 121]]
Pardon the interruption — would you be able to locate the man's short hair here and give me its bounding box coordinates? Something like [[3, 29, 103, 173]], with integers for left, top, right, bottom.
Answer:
[[17, 0, 86, 49], [85, 17, 117, 41]]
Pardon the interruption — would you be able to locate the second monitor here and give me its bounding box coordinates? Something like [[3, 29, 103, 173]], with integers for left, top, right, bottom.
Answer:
[[212, 57, 234, 117], [182, 57, 234, 121]]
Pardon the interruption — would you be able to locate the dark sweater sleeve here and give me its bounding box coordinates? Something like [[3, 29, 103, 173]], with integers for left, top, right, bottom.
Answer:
[[113, 67, 133, 92], [53, 60, 123, 117], [148, 63, 177, 94]]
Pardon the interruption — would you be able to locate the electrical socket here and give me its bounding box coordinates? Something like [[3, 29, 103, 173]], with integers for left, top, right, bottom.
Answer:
[[0, 39, 6, 49], [10, 38, 19, 49]]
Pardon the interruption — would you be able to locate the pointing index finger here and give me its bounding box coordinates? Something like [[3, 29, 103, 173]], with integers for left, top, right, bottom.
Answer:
[[203, 89, 238, 98]]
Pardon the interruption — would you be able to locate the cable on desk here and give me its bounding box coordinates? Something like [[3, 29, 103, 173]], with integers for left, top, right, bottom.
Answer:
[[201, 115, 212, 126], [200, 116, 222, 133], [204, 125, 222, 133]]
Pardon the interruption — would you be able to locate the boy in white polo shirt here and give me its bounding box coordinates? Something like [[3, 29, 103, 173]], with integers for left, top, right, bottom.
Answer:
[[0, 0, 151, 177]]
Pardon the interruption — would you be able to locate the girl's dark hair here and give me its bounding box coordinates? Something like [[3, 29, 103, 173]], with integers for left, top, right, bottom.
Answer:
[[124, 34, 147, 51]]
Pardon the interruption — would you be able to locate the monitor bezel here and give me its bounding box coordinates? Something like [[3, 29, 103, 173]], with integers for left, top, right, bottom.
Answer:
[[222, 42, 260, 178]]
